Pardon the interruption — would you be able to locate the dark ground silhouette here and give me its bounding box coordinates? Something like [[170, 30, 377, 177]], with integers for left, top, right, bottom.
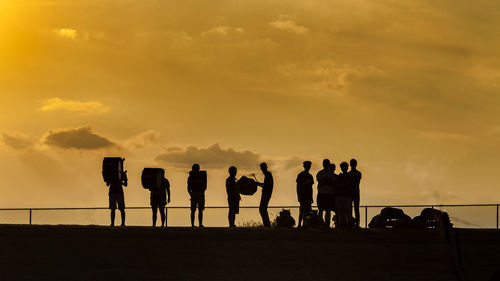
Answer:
[[0, 225, 499, 281]]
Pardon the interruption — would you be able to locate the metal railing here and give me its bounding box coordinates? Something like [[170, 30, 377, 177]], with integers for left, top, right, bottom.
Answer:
[[0, 204, 498, 229]]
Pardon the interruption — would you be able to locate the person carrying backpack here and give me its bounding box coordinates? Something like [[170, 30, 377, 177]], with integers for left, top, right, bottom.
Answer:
[[188, 164, 207, 227]]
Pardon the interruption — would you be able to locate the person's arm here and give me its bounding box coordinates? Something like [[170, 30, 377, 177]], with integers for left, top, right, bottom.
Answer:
[[166, 179, 171, 203], [187, 177, 192, 195], [122, 171, 128, 187]]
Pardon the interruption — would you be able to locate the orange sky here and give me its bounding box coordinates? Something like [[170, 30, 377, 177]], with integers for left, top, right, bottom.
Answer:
[[1, 0, 500, 209]]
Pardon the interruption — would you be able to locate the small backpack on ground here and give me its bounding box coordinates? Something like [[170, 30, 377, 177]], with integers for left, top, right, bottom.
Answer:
[[303, 210, 323, 228], [275, 209, 296, 228], [141, 168, 165, 190], [102, 157, 124, 185], [412, 208, 452, 229], [369, 207, 412, 228], [237, 176, 258, 196]]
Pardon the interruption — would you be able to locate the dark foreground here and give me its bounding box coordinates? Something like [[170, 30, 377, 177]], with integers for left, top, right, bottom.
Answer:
[[0, 225, 499, 281]]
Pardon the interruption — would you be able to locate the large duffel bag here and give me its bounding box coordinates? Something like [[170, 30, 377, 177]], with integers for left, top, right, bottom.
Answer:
[[237, 176, 258, 195], [141, 168, 165, 190], [102, 157, 124, 184]]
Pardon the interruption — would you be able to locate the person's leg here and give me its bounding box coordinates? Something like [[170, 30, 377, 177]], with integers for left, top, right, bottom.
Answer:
[[298, 207, 303, 228], [159, 207, 166, 227], [228, 210, 235, 227], [259, 194, 271, 227], [191, 210, 196, 227], [198, 209, 204, 227], [152, 206, 158, 226], [354, 197, 360, 227], [120, 209, 126, 226], [110, 209, 116, 226], [198, 196, 205, 227], [190, 198, 196, 227], [325, 211, 331, 228]]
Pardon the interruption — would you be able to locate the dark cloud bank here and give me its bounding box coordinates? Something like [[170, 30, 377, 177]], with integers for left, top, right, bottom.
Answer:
[[43, 126, 115, 150], [155, 143, 262, 169]]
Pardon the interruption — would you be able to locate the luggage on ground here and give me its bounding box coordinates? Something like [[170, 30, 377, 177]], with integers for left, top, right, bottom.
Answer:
[[275, 209, 295, 228]]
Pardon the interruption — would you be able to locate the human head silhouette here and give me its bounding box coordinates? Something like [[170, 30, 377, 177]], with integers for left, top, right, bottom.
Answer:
[[330, 163, 336, 172], [350, 159, 358, 169], [192, 164, 200, 172], [322, 159, 331, 169], [303, 161, 311, 172], [260, 162, 268, 172], [228, 166, 237, 177], [340, 162, 349, 173]]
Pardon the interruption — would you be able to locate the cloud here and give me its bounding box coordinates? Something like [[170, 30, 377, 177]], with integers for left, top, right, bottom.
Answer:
[[41, 97, 110, 114], [278, 60, 382, 95], [1, 132, 36, 150], [155, 143, 262, 169], [124, 130, 159, 149], [269, 16, 309, 34], [55, 28, 78, 39], [201, 26, 245, 37], [43, 126, 115, 150], [419, 131, 473, 141]]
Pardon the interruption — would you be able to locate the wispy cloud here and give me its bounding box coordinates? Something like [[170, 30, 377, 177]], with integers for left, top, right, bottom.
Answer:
[[419, 131, 473, 141], [1, 132, 36, 150], [202, 26, 245, 37], [269, 16, 309, 34], [55, 28, 78, 39], [41, 98, 110, 114]]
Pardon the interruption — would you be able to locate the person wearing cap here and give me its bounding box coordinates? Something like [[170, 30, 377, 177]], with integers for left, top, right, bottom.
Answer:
[[296, 161, 314, 228], [256, 162, 273, 227]]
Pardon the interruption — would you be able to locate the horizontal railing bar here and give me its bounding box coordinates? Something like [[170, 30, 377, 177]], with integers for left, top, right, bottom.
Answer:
[[0, 203, 498, 211]]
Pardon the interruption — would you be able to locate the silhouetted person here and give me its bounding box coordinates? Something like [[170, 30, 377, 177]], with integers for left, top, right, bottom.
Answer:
[[108, 170, 127, 226], [336, 162, 353, 228], [316, 159, 336, 228], [256, 162, 273, 227], [151, 176, 171, 227], [188, 164, 207, 227], [296, 161, 314, 228], [226, 166, 241, 227], [348, 159, 362, 228]]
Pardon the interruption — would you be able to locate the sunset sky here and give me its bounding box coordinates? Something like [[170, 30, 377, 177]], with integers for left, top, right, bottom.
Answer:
[[1, 0, 499, 210]]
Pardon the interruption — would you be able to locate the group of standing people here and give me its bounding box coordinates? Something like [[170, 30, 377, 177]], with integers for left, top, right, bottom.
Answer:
[[106, 159, 360, 228], [296, 159, 362, 228]]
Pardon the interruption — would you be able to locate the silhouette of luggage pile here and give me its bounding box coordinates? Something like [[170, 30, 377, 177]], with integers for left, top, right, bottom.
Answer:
[[369, 207, 412, 228], [102, 157, 125, 184], [275, 209, 296, 228], [141, 168, 165, 190], [413, 208, 452, 229], [303, 210, 323, 228], [236, 176, 258, 196]]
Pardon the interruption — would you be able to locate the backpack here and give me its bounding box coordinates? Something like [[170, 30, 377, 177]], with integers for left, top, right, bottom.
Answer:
[[141, 168, 165, 190], [102, 157, 124, 184], [188, 171, 207, 194], [237, 176, 258, 196]]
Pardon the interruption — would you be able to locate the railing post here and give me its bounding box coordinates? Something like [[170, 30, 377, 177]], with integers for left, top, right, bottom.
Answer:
[[29, 209, 32, 225], [496, 204, 498, 230], [365, 206, 368, 228]]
